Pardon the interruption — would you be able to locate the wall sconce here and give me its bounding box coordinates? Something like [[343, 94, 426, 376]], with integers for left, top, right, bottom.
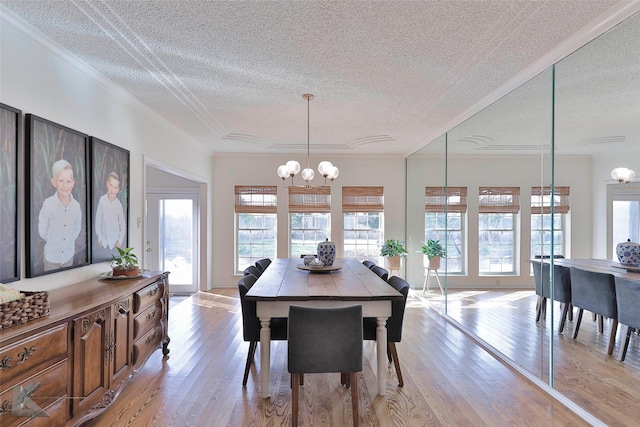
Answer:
[[611, 167, 636, 186]]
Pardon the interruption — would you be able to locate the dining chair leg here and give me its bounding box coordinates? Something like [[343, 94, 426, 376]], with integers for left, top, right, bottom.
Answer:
[[568, 303, 574, 321], [573, 309, 584, 339], [350, 372, 359, 427], [388, 342, 404, 387], [620, 326, 633, 362], [291, 373, 299, 426], [598, 315, 604, 333], [559, 302, 569, 333], [607, 320, 618, 355], [243, 341, 257, 386], [535, 296, 542, 322]]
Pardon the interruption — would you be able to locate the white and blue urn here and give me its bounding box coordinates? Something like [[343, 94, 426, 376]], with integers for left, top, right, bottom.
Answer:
[[317, 238, 336, 266], [616, 239, 640, 267]]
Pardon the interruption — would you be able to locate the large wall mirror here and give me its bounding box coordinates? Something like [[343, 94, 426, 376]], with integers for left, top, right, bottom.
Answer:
[[406, 11, 640, 425]]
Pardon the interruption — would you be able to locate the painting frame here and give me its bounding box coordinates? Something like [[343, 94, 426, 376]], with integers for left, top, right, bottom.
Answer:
[[90, 137, 130, 264], [25, 114, 90, 277], [0, 104, 22, 283]]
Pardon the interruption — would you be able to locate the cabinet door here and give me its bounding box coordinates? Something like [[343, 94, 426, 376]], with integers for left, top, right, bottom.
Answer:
[[111, 297, 132, 387], [72, 306, 111, 416]]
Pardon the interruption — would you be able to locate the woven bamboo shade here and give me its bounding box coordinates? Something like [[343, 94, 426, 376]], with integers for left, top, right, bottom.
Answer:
[[342, 186, 384, 212], [234, 185, 277, 214], [425, 187, 467, 213], [288, 186, 331, 213], [479, 187, 520, 213], [531, 186, 570, 214]]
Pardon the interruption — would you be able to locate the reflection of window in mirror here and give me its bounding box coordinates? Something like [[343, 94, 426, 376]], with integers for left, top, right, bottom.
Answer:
[[530, 186, 570, 271], [612, 200, 640, 255]]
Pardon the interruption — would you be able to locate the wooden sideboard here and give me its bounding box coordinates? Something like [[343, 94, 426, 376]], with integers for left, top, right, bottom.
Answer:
[[0, 271, 170, 426]]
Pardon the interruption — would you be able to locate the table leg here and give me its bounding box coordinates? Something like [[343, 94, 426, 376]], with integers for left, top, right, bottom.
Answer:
[[376, 317, 388, 396], [259, 317, 271, 398]]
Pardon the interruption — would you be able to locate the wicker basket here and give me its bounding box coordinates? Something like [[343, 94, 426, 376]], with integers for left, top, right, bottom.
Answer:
[[0, 291, 50, 330]]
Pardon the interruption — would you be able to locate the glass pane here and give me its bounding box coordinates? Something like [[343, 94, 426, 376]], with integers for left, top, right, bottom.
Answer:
[[160, 199, 193, 285]]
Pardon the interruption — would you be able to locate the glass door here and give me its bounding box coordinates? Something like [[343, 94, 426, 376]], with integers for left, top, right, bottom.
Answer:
[[146, 193, 198, 294]]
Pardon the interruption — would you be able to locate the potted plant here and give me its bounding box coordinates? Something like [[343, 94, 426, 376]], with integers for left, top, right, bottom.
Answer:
[[380, 239, 407, 271], [419, 239, 446, 270], [111, 247, 140, 277]]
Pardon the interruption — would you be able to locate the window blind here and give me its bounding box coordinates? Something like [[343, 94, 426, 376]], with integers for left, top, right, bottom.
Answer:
[[531, 186, 570, 214], [425, 186, 468, 213], [479, 186, 520, 213], [234, 185, 277, 214], [342, 186, 384, 212], [288, 186, 331, 213]]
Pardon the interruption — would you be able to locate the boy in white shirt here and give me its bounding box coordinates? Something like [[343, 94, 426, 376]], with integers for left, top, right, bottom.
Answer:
[[94, 172, 126, 258], [38, 159, 82, 271]]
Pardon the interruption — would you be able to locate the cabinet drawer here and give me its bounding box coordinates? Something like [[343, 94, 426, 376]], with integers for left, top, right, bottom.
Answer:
[[134, 301, 162, 339], [0, 324, 67, 388], [133, 281, 163, 313], [132, 324, 163, 366], [0, 360, 68, 426]]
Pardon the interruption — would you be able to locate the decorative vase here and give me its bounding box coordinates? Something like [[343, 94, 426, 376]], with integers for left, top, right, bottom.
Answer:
[[317, 238, 336, 266], [616, 239, 640, 267]]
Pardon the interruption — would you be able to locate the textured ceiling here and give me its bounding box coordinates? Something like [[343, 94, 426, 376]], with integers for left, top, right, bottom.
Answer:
[[1, 1, 636, 156]]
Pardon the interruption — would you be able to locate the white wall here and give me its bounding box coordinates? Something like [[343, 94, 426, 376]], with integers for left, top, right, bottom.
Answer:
[[1, 12, 213, 291], [211, 154, 405, 288]]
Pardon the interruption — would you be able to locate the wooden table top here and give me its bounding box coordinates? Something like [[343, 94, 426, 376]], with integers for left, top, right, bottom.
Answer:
[[245, 258, 403, 302]]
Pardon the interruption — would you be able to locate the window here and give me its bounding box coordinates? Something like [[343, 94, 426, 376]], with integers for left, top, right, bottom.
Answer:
[[235, 186, 277, 273], [531, 186, 570, 259], [425, 187, 467, 273], [342, 186, 384, 262], [289, 186, 331, 257], [478, 187, 520, 274], [610, 184, 640, 256]]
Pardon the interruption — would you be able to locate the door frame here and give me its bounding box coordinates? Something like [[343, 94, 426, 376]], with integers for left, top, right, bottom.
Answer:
[[144, 157, 208, 293]]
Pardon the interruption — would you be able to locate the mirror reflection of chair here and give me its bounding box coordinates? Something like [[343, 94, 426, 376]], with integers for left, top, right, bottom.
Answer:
[[255, 258, 272, 274], [237, 275, 287, 386], [371, 266, 389, 281], [531, 261, 573, 332], [569, 267, 618, 355], [362, 260, 376, 269], [288, 305, 363, 427], [363, 276, 409, 386], [613, 276, 640, 361]]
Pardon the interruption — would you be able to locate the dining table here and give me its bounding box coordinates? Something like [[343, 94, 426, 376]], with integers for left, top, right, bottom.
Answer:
[[245, 257, 404, 398]]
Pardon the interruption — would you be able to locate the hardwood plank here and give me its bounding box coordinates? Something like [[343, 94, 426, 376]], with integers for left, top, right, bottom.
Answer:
[[83, 289, 592, 426]]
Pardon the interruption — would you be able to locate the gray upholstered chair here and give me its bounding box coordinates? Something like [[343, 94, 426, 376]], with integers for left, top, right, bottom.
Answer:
[[362, 260, 376, 269], [255, 258, 272, 274], [288, 305, 363, 427], [613, 276, 640, 361], [569, 267, 618, 355], [371, 265, 389, 281], [532, 261, 573, 332], [243, 265, 261, 279], [363, 276, 409, 386], [238, 275, 288, 386]]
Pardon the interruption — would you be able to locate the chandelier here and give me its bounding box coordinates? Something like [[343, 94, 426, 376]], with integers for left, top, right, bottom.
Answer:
[[277, 94, 339, 189], [611, 167, 636, 187]]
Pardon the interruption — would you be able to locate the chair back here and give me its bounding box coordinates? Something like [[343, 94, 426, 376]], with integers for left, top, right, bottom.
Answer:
[[531, 260, 550, 298], [614, 277, 640, 329], [244, 265, 261, 278], [255, 258, 272, 273], [362, 260, 376, 269], [552, 264, 571, 304], [569, 267, 617, 318], [371, 266, 389, 281], [288, 305, 363, 374], [238, 275, 260, 341], [363, 276, 409, 342]]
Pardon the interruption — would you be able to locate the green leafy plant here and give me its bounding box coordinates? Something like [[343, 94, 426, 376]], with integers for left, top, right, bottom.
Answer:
[[419, 239, 446, 259], [111, 247, 139, 271], [380, 239, 407, 257]]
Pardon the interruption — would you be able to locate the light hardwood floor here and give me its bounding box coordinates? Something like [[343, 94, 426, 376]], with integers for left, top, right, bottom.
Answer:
[[82, 289, 598, 426]]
